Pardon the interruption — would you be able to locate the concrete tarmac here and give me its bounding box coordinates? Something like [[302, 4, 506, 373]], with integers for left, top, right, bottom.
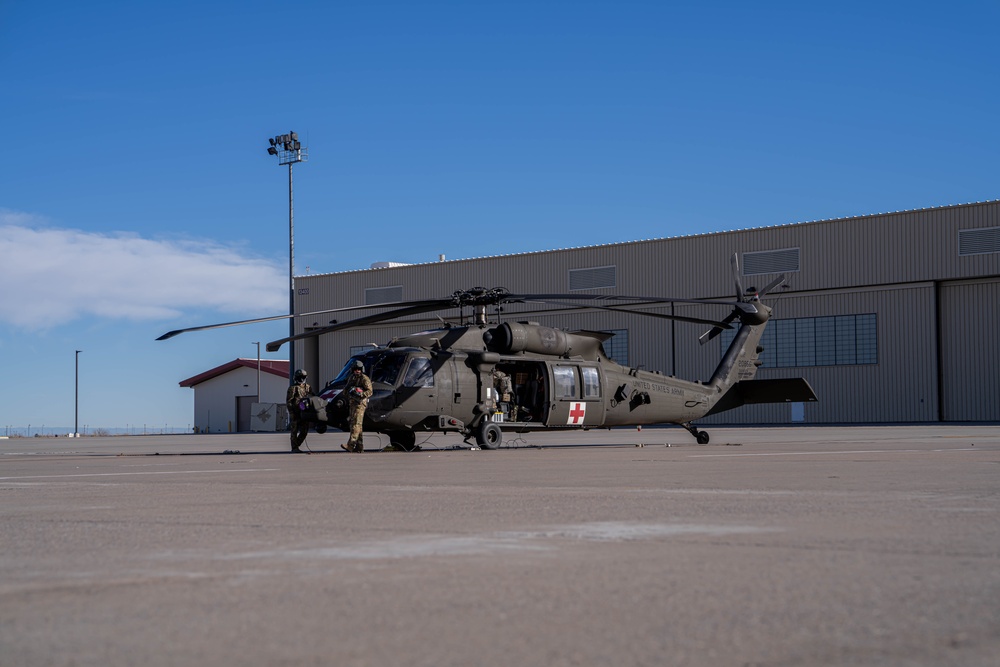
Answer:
[[2, 425, 998, 666]]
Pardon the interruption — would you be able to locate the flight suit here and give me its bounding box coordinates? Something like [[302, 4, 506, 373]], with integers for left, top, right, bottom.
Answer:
[[286, 381, 312, 451], [343, 371, 373, 452]]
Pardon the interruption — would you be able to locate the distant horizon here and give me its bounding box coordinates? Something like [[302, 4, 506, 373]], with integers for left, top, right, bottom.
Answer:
[[3, 426, 193, 438]]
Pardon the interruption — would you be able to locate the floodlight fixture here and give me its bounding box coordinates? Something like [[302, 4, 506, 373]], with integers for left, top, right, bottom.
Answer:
[[266, 132, 306, 166]]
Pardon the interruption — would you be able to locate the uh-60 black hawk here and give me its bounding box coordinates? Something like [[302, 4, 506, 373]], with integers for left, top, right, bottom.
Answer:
[[158, 254, 816, 450]]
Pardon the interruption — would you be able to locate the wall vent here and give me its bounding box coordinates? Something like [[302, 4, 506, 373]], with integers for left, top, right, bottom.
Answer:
[[569, 265, 616, 291], [743, 248, 800, 275], [365, 285, 403, 305], [959, 227, 1000, 256]]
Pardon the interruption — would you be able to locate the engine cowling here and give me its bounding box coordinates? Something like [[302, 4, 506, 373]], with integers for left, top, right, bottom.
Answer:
[[485, 322, 603, 359]]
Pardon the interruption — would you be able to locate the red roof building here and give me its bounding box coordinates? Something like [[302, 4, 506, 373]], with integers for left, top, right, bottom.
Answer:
[[180, 359, 290, 433], [180, 358, 290, 387]]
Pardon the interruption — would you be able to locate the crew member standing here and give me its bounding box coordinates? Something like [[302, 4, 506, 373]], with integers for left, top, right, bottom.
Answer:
[[286, 369, 312, 452], [342, 360, 373, 453]]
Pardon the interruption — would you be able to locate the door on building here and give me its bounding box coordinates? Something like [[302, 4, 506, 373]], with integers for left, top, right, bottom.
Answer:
[[236, 395, 256, 432]]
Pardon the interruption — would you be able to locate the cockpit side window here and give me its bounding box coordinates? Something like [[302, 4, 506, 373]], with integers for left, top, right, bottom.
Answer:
[[371, 354, 405, 385], [331, 356, 365, 385], [402, 357, 434, 387]]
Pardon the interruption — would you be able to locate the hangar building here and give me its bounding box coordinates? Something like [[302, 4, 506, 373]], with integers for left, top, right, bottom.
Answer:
[[286, 200, 998, 426]]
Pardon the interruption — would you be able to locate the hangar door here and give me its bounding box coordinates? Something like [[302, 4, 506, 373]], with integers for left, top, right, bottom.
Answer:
[[939, 278, 1000, 421]]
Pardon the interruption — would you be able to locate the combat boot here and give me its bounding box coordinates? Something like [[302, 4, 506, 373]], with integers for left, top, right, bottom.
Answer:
[[341, 442, 354, 453]]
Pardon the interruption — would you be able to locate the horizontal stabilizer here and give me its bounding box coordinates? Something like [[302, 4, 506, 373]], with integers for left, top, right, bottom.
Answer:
[[706, 378, 818, 416]]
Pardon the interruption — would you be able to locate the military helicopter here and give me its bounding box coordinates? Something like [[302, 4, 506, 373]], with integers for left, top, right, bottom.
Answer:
[[158, 254, 816, 450]]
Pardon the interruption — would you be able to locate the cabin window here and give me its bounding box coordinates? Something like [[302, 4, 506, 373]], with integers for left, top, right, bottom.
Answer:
[[553, 365, 577, 399], [581, 366, 601, 399], [402, 358, 434, 387]]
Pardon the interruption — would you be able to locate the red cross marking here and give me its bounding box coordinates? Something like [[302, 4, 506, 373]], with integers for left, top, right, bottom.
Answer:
[[568, 402, 586, 425]]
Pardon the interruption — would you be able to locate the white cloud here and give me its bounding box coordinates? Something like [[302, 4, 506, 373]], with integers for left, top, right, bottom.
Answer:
[[0, 212, 287, 330]]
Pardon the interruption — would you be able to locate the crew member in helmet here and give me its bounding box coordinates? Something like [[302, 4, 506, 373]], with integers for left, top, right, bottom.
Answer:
[[342, 360, 372, 453], [285, 369, 313, 452]]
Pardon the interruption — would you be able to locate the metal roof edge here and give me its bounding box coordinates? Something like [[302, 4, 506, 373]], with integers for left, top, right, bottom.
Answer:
[[180, 358, 290, 388], [297, 199, 1000, 279]]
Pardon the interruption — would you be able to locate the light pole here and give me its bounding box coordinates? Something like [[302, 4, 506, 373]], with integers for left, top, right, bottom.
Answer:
[[266, 131, 307, 385], [74, 350, 81, 437], [252, 341, 261, 405]]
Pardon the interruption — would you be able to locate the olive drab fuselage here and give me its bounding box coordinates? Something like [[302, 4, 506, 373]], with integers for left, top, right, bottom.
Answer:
[[317, 314, 817, 449], [157, 255, 817, 447]]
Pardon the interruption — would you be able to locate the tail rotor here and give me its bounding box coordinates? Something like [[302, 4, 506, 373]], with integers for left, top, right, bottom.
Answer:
[[699, 254, 785, 345]]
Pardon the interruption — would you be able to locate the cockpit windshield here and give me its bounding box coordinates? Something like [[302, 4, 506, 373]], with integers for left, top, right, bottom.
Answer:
[[330, 352, 406, 386]]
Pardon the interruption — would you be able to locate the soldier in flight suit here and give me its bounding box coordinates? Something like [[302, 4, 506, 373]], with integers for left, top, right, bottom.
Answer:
[[285, 369, 312, 452], [342, 360, 373, 453], [491, 368, 514, 420]]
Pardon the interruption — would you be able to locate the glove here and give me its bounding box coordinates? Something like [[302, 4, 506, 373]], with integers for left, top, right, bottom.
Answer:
[[351, 386, 364, 399]]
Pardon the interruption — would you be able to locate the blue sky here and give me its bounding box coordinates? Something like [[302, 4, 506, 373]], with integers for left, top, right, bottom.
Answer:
[[1, 0, 997, 433]]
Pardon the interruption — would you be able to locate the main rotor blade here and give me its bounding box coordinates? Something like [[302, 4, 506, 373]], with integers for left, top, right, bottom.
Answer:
[[529, 299, 733, 329], [265, 301, 455, 352], [156, 299, 449, 341], [161, 281, 761, 345], [157, 313, 299, 341], [507, 293, 743, 307]]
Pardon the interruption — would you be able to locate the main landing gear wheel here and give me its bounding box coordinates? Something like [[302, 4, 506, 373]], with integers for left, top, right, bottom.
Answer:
[[388, 430, 418, 452], [476, 421, 502, 449]]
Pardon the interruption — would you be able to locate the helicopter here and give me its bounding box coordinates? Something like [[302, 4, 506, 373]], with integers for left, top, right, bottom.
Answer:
[[158, 254, 817, 450]]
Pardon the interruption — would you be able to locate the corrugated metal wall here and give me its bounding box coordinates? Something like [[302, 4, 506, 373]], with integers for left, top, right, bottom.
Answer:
[[939, 277, 1000, 421], [291, 201, 1000, 424]]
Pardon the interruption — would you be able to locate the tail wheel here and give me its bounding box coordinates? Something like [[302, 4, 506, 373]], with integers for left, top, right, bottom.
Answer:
[[476, 421, 502, 449]]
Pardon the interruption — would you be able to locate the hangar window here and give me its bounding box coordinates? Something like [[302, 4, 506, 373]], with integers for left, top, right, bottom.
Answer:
[[743, 248, 800, 275], [959, 227, 1000, 255], [365, 285, 403, 305], [569, 265, 616, 291], [721, 314, 877, 368]]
